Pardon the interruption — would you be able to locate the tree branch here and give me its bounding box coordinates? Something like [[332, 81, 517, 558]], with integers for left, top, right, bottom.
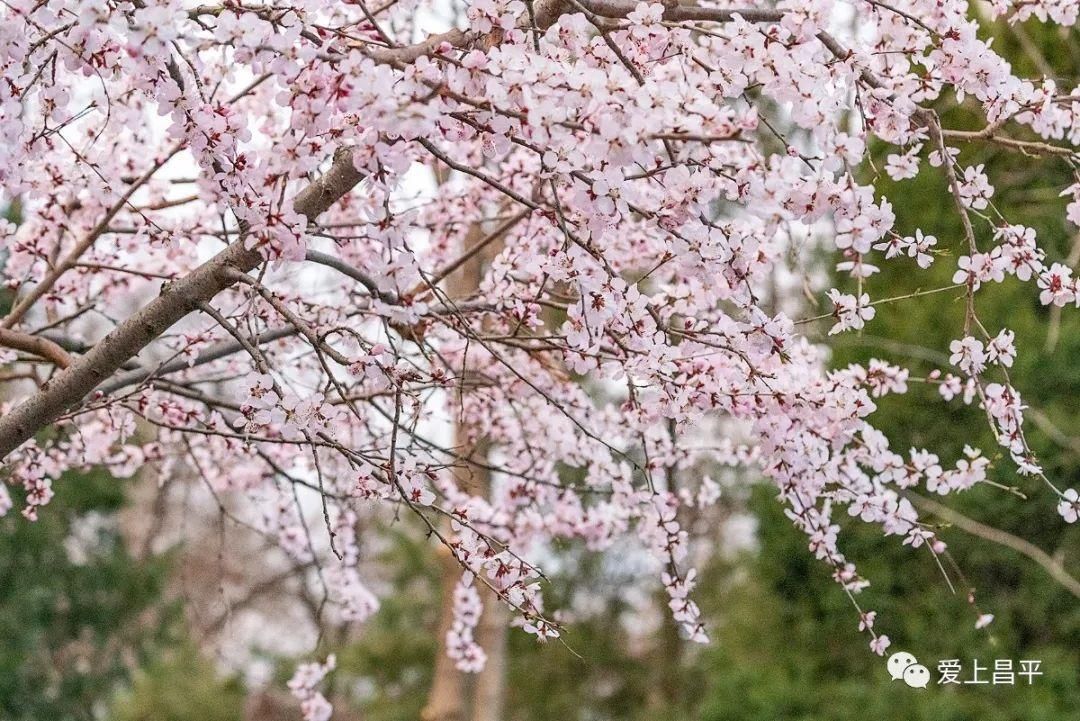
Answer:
[[96, 326, 301, 396], [0, 329, 74, 369], [909, 492, 1080, 600], [304, 249, 396, 302], [0, 148, 365, 459], [579, 0, 783, 23]]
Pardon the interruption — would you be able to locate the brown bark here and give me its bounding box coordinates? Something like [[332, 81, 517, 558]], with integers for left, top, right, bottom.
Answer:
[[422, 543, 470, 721], [470, 599, 508, 721], [0, 328, 72, 368]]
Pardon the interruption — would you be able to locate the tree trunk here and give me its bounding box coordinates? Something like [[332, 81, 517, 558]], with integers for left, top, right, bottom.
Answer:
[[424, 217, 510, 721], [422, 542, 469, 721], [470, 597, 508, 721]]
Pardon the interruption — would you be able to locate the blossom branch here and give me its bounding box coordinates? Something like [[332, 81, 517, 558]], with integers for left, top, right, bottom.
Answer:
[[0, 148, 365, 459]]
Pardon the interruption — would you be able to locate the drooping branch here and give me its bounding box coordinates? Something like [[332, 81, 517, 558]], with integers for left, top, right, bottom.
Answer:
[[910, 493, 1080, 600], [0, 148, 365, 459]]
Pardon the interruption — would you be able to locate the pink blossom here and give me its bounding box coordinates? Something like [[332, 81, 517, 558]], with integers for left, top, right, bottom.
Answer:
[[0, 0, 1077, 681], [288, 655, 336, 721], [1059, 489, 1080, 523], [870, 635, 891, 656]]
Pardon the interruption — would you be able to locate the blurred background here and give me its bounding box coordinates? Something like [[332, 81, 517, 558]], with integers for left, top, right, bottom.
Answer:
[[2, 10, 1079, 721]]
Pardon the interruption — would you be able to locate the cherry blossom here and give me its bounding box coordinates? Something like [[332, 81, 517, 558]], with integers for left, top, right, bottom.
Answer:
[[1059, 489, 1080, 524], [953, 251, 1007, 290], [957, 164, 995, 210], [447, 576, 488, 672], [0, 0, 1077, 694], [288, 654, 336, 721], [826, 290, 876, 334], [987, 329, 1017, 368], [949, 337, 987, 376], [1038, 263, 1078, 307], [869, 634, 891, 656], [884, 146, 922, 181]]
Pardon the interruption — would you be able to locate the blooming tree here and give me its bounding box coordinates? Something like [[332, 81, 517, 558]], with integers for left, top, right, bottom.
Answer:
[[2, 0, 1080, 710]]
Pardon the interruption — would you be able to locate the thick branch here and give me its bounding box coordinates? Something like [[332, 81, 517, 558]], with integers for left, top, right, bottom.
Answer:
[[0, 149, 364, 459], [304, 249, 396, 302], [0, 329, 74, 369], [579, 0, 783, 23]]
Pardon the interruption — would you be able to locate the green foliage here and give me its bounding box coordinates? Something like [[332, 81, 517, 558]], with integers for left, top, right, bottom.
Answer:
[[331, 530, 439, 721], [109, 646, 245, 721], [0, 470, 176, 721], [695, 488, 1079, 721]]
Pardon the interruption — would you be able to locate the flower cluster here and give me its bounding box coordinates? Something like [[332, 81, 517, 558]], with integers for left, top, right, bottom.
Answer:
[[447, 576, 488, 672], [288, 655, 336, 721], [1, 0, 1079, 680]]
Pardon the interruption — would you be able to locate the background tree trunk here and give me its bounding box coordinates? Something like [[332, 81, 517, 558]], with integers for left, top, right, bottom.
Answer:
[[424, 216, 509, 721], [422, 542, 469, 721], [470, 599, 508, 721]]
